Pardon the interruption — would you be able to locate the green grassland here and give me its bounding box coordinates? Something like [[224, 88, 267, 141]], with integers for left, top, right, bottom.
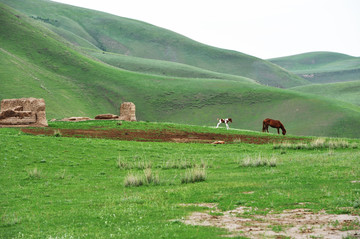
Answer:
[[1, 1, 360, 238], [270, 52, 360, 84], [292, 80, 360, 106], [1, 121, 360, 238], [0, 0, 309, 88], [272, 52, 360, 107], [85, 49, 255, 82], [1, 3, 360, 138]]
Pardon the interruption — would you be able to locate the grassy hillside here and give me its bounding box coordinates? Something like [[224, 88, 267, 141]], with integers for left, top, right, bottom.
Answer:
[[0, 0, 309, 88], [85, 50, 255, 82], [291, 80, 360, 106], [1, 3, 360, 138], [270, 52, 360, 84]]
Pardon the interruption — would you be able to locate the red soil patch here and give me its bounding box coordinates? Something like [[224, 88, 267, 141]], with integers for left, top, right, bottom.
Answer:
[[21, 128, 305, 144]]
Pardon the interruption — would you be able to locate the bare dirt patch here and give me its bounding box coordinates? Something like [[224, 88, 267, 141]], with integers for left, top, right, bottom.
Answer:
[[179, 204, 360, 238], [21, 128, 304, 144]]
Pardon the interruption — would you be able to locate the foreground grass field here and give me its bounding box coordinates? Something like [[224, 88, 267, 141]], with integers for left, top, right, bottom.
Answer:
[[1, 121, 360, 238]]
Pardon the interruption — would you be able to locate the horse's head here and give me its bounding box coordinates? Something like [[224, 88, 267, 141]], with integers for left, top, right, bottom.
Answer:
[[282, 129, 286, 135], [228, 118, 232, 123]]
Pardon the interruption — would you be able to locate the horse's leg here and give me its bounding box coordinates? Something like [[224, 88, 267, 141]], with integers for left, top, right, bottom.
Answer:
[[216, 121, 221, 128], [226, 122, 229, 130], [277, 128, 280, 134]]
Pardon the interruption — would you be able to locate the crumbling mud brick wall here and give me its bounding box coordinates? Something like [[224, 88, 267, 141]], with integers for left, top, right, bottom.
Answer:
[[0, 98, 48, 127], [119, 102, 136, 121]]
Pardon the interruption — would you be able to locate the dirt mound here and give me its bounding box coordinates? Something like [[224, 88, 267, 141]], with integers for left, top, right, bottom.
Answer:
[[21, 128, 303, 144]]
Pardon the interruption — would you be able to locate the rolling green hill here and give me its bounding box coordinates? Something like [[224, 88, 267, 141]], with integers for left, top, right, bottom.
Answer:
[[0, 0, 309, 88], [84, 50, 257, 83], [1, 3, 360, 138], [291, 80, 360, 106], [269, 52, 360, 84]]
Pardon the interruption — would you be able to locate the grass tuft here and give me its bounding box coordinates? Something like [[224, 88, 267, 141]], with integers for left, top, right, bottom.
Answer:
[[143, 168, 160, 185], [124, 169, 160, 187], [53, 129, 62, 137], [274, 138, 358, 150], [27, 168, 42, 179], [163, 159, 195, 169], [310, 138, 326, 148], [116, 156, 128, 169], [162, 158, 208, 169], [1, 213, 21, 227], [124, 173, 144, 187], [135, 160, 152, 170], [240, 155, 277, 167], [58, 169, 66, 179], [181, 168, 206, 184], [117, 156, 152, 170]]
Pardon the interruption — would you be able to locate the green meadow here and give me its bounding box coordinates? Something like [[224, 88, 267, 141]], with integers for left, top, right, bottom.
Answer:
[[1, 0, 360, 238], [1, 121, 360, 238]]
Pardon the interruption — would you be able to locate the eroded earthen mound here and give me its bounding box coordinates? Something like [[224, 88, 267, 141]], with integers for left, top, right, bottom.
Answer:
[[95, 114, 119, 120], [119, 102, 136, 121], [0, 98, 47, 127]]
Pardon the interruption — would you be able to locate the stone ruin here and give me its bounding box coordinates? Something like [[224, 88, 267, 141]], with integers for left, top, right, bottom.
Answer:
[[0, 98, 48, 127], [58, 102, 136, 122], [93, 102, 136, 121], [118, 102, 136, 121], [95, 114, 119, 120], [59, 117, 92, 122]]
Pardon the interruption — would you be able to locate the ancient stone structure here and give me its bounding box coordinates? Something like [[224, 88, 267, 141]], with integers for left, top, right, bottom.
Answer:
[[60, 117, 93, 122], [119, 102, 136, 121], [55, 102, 136, 123], [95, 114, 119, 120], [0, 98, 48, 127]]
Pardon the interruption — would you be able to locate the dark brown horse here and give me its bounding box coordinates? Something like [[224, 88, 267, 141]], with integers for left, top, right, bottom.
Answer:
[[262, 118, 286, 135]]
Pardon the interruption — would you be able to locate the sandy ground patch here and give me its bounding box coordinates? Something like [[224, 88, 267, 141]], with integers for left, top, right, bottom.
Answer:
[[179, 204, 360, 238]]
